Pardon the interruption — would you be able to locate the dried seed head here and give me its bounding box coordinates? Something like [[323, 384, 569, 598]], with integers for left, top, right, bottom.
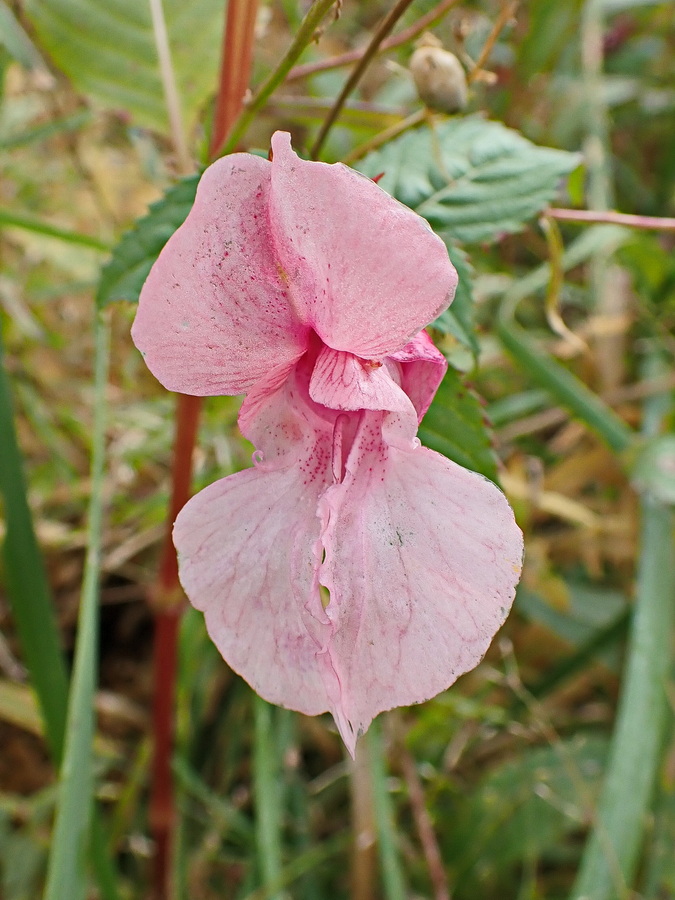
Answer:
[[409, 32, 468, 114]]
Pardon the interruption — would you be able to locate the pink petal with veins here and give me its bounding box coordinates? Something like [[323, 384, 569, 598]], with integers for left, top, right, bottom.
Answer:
[[317, 414, 523, 753], [268, 132, 457, 359], [132, 153, 308, 396]]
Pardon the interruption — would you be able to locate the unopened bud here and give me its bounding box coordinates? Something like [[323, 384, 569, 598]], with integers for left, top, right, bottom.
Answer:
[[409, 32, 468, 114]]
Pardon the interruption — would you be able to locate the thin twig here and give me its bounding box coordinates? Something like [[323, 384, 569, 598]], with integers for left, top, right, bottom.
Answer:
[[400, 748, 451, 900], [310, 0, 418, 159], [148, 0, 191, 173], [466, 0, 518, 84], [547, 207, 675, 232], [287, 0, 462, 82], [341, 108, 426, 165]]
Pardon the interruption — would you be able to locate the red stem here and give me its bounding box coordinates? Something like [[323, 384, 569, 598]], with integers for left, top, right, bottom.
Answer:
[[149, 2, 259, 896]]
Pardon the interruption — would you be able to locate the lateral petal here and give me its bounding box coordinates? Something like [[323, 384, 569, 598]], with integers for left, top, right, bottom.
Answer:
[[132, 152, 308, 396], [390, 331, 448, 421], [318, 419, 523, 748], [174, 453, 340, 719], [268, 132, 457, 359]]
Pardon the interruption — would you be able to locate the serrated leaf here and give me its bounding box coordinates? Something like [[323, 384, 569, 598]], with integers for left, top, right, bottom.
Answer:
[[358, 117, 581, 243], [418, 367, 498, 482], [96, 174, 198, 307], [24, 0, 225, 132], [431, 244, 478, 355]]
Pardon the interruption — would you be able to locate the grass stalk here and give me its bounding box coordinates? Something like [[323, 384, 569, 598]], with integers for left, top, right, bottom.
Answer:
[[368, 720, 407, 900], [253, 697, 284, 899], [570, 354, 675, 899], [43, 310, 111, 900]]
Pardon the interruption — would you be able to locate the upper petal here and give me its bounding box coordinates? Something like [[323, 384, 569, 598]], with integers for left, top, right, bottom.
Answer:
[[132, 152, 309, 396], [268, 132, 457, 358], [318, 417, 523, 750]]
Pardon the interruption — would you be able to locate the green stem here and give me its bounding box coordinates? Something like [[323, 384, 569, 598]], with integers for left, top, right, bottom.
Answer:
[[253, 697, 284, 899], [219, 0, 338, 156], [570, 354, 675, 900], [43, 310, 111, 900], [368, 721, 407, 900]]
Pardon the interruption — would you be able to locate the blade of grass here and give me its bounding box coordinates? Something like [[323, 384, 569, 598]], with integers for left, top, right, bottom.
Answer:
[[0, 322, 69, 761], [570, 352, 675, 900], [0, 320, 119, 900], [496, 315, 634, 455], [368, 720, 407, 900], [0, 109, 92, 151], [253, 696, 284, 899], [0, 208, 110, 251], [43, 310, 111, 900]]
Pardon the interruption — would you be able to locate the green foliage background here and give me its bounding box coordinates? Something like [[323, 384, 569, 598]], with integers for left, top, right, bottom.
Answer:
[[0, 1, 674, 899]]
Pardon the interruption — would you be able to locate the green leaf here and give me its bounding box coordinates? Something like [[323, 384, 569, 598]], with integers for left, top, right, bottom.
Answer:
[[96, 174, 199, 307], [357, 117, 581, 243], [418, 367, 498, 482], [24, 0, 225, 133], [431, 244, 478, 355]]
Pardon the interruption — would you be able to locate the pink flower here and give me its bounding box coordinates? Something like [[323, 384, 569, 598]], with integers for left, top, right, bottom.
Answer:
[[132, 131, 523, 755]]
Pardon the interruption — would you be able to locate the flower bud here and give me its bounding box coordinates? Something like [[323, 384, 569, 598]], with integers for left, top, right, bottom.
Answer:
[[409, 32, 468, 114]]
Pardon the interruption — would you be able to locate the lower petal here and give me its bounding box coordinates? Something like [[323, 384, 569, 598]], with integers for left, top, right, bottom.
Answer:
[[318, 429, 523, 749], [174, 463, 340, 717]]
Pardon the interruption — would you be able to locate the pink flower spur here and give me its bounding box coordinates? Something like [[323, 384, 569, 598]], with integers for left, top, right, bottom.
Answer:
[[132, 131, 523, 755]]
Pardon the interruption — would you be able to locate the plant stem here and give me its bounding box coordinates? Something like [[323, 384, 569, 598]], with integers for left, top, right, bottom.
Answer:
[[210, 0, 260, 158], [253, 698, 284, 899], [286, 0, 461, 82], [547, 207, 675, 231], [350, 736, 377, 900], [368, 721, 407, 900], [310, 0, 417, 159], [466, 0, 517, 84], [220, 0, 339, 157], [570, 354, 675, 899], [147, 2, 259, 896]]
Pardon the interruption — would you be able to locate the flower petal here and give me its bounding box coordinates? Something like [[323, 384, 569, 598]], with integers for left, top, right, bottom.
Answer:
[[132, 152, 308, 396], [390, 331, 448, 421], [174, 466, 337, 716], [309, 345, 412, 413], [318, 416, 523, 747], [268, 132, 457, 358]]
